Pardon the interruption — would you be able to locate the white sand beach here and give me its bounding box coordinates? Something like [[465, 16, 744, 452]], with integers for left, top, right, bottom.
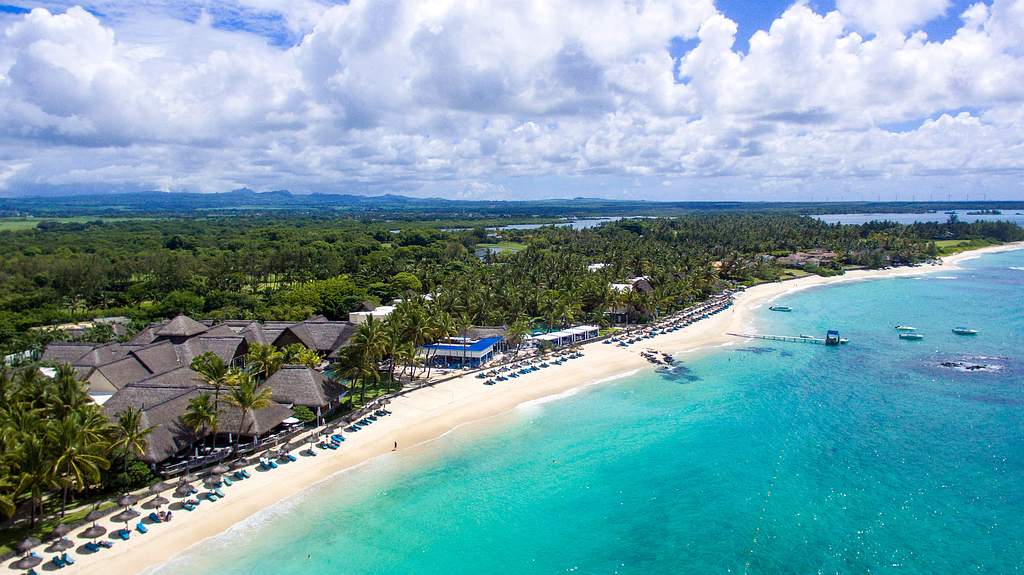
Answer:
[[34, 241, 1022, 575]]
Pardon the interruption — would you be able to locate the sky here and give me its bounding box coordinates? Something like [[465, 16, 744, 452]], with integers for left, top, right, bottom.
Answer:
[[0, 0, 1022, 201]]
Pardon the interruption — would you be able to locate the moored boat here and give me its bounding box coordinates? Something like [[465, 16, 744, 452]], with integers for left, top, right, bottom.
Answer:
[[894, 325, 916, 331], [952, 327, 978, 335], [769, 306, 792, 312], [899, 332, 925, 340]]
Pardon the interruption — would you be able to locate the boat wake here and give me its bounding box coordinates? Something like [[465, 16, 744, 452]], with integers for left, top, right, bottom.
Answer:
[[1009, 266, 1024, 271]]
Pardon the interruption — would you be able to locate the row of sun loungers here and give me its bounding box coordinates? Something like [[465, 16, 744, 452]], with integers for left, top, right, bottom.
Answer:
[[482, 351, 585, 385]]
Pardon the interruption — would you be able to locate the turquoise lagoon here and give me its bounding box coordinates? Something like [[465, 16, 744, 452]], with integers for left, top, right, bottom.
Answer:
[[153, 250, 1024, 575]]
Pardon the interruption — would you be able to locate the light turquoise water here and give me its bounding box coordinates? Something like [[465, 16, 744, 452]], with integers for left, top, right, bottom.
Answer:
[[153, 250, 1024, 575]]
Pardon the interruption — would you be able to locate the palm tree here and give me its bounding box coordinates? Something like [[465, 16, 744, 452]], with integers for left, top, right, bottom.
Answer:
[[506, 317, 530, 358], [245, 344, 284, 381], [225, 373, 273, 453], [181, 393, 218, 439], [49, 412, 111, 516], [191, 352, 231, 413], [110, 406, 155, 477], [13, 420, 52, 528]]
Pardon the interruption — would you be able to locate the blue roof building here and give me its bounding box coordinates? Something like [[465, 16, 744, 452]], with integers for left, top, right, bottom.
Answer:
[[421, 336, 503, 368]]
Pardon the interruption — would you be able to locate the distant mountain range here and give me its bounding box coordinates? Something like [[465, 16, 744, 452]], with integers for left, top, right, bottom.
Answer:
[[1, 188, 1022, 218]]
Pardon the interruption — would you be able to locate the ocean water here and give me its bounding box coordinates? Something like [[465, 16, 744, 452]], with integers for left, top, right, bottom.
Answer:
[[153, 250, 1024, 575]]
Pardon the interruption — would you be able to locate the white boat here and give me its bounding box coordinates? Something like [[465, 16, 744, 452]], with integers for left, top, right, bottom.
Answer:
[[952, 327, 979, 335], [899, 332, 925, 340], [894, 325, 916, 331]]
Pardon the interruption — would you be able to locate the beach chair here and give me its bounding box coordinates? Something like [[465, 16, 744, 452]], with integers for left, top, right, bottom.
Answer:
[[117, 529, 131, 540], [213, 488, 226, 498], [61, 553, 74, 566], [222, 476, 233, 486], [84, 542, 101, 553], [183, 502, 197, 511], [136, 522, 148, 534], [233, 470, 245, 480], [51, 555, 66, 568], [149, 512, 162, 523], [285, 453, 297, 462], [98, 540, 114, 549]]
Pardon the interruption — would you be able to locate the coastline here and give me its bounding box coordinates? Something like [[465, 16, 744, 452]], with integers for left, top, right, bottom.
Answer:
[[46, 241, 1023, 575]]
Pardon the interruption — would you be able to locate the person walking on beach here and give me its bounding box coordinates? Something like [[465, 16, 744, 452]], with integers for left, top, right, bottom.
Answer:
[[393, 440, 398, 451]]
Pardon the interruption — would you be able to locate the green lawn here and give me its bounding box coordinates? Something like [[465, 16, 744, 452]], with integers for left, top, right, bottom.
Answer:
[[934, 238, 995, 256], [476, 241, 526, 252], [0, 216, 153, 231]]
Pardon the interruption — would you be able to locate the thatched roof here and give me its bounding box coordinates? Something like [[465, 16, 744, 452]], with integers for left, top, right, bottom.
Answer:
[[263, 365, 347, 407], [94, 356, 152, 390], [131, 341, 183, 374], [273, 320, 357, 358], [103, 385, 198, 463], [155, 315, 209, 338], [466, 326, 507, 340], [41, 342, 102, 365], [217, 402, 293, 437], [202, 324, 238, 337]]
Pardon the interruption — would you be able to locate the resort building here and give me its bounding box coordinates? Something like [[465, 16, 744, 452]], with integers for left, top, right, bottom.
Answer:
[[41, 314, 356, 472], [530, 325, 600, 348], [587, 263, 607, 272], [776, 249, 839, 268], [421, 336, 503, 368], [348, 301, 396, 324]]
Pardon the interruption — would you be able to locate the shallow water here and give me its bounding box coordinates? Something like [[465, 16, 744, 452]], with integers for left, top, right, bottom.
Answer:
[[153, 249, 1024, 575]]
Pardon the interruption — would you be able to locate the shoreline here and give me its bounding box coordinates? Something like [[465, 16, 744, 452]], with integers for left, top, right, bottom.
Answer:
[[38, 241, 1024, 575]]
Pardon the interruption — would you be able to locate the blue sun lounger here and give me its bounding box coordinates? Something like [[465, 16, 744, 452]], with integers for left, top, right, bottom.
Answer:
[[116, 529, 131, 540], [136, 522, 148, 534]]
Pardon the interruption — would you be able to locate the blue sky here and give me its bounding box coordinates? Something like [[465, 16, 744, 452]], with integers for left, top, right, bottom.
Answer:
[[0, 0, 1022, 201]]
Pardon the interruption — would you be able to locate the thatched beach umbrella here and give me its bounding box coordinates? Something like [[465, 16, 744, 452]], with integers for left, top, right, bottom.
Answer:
[[81, 525, 107, 539], [149, 481, 171, 494], [211, 463, 230, 475], [85, 508, 106, 523], [11, 555, 42, 570], [143, 495, 169, 509], [174, 483, 193, 498], [16, 537, 40, 554], [50, 523, 72, 538], [117, 494, 138, 508], [229, 458, 249, 470], [202, 476, 221, 489], [112, 508, 139, 523], [45, 537, 74, 552]]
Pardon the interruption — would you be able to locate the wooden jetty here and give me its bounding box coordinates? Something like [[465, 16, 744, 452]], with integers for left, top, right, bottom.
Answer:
[[728, 330, 847, 346]]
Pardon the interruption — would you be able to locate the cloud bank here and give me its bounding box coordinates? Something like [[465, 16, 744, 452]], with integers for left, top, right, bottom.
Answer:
[[1, 0, 1023, 200]]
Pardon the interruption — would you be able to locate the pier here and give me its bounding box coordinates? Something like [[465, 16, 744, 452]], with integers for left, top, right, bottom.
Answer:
[[728, 330, 847, 346]]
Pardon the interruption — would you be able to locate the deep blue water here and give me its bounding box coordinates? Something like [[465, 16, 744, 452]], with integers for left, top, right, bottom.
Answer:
[[153, 249, 1024, 575]]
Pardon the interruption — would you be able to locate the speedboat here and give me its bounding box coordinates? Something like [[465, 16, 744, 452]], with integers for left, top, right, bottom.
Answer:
[[899, 333, 925, 340], [894, 325, 916, 331], [952, 327, 978, 335], [769, 306, 792, 312]]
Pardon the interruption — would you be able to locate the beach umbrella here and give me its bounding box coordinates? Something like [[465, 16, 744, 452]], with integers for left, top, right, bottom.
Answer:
[[85, 508, 106, 523], [112, 508, 140, 523], [143, 495, 169, 509], [117, 494, 138, 507], [45, 538, 74, 552], [149, 481, 171, 494], [16, 537, 40, 554], [11, 555, 42, 570], [202, 476, 221, 489], [211, 463, 230, 475], [50, 524, 72, 539], [229, 458, 249, 470], [174, 484, 193, 498], [81, 525, 107, 539]]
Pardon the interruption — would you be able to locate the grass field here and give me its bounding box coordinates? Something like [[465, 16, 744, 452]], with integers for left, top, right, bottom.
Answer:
[[934, 238, 996, 256], [476, 241, 527, 252], [0, 216, 152, 231]]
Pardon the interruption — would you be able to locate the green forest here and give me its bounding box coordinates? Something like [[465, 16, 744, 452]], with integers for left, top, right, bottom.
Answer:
[[2, 212, 1021, 358]]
